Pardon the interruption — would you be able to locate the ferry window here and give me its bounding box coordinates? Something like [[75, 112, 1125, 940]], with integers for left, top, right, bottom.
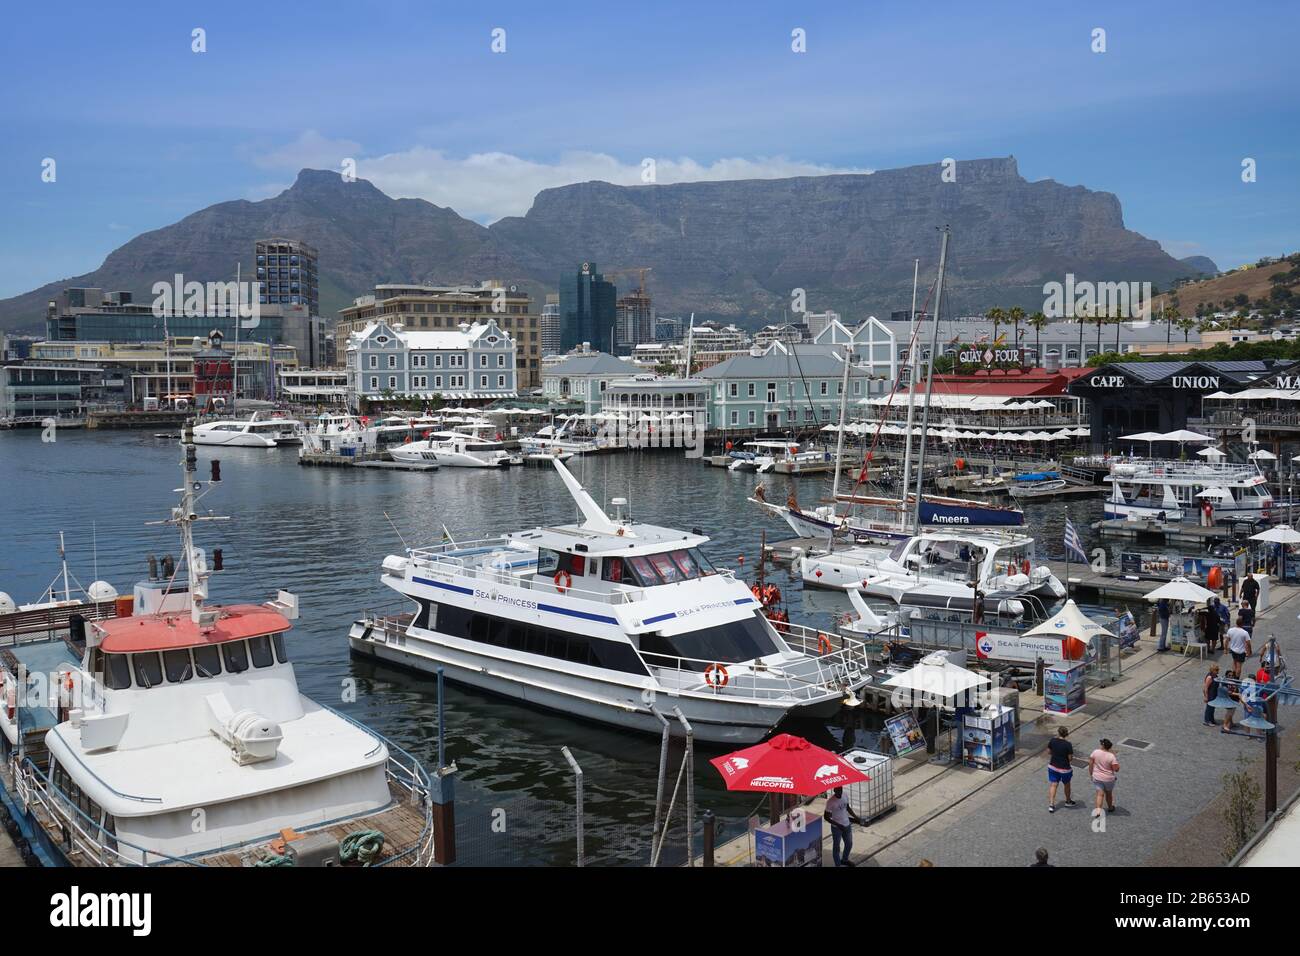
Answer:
[[688, 549, 717, 576], [669, 550, 697, 579], [627, 555, 661, 585], [104, 653, 132, 690], [222, 640, 250, 674], [470, 614, 491, 644], [648, 553, 682, 583], [272, 633, 288, 663], [536, 549, 559, 575], [249, 635, 275, 669], [163, 649, 193, 683], [601, 557, 625, 583], [193, 645, 222, 678], [640, 612, 780, 671], [567, 554, 586, 576]]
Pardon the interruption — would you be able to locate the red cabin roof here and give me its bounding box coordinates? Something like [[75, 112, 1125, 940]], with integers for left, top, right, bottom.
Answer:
[[97, 604, 290, 654]]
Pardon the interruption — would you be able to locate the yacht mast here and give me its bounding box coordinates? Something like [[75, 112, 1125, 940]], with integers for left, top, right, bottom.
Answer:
[[911, 228, 950, 534], [900, 258, 920, 529], [827, 342, 854, 549]]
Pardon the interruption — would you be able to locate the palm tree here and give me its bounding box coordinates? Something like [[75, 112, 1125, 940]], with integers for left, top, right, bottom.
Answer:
[[1176, 316, 1197, 342], [1007, 306, 1025, 368], [1029, 311, 1049, 366], [986, 307, 1006, 350], [1162, 305, 1180, 345], [1093, 305, 1108, 355]]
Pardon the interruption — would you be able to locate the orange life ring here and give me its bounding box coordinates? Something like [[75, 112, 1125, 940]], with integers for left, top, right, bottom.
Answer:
[[554, 570, 573, 593], [817, 634, 834, 656], [704, 663, 729, 687]]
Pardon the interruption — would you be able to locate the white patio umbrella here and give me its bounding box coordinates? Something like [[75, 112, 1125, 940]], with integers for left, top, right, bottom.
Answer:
[[884, 653, 991, 749], [1250, 525, 1300, 544], [1120, 430, 1163, 455], [1023, 599, 1115, 644], [1159, 430, 1213, 444], [1144, 576, 1217, 604], [1248, 449, 1277, 461], [1197, 447, 1226, 459]]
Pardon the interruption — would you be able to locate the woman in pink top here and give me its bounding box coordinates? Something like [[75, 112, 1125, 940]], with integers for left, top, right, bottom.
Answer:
[[1088, 738, 1120, 814]]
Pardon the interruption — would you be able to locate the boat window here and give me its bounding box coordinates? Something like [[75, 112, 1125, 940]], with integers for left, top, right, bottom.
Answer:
[[639, 612, 781, 671], [649, 552, 683, 583], [162, 648, 193, 683], [103, 653, 132, 690], [130, 655, 162, 691], [669, 550, 698, 579], [249, 635, 275, 668], [601, 557, 625, 584], [272, 633, 288, 664], [432, 603, 647, 674], [222, 640, 249, 674], [536, 549, 559, 575], [626, 555, 661, 585], [193, 645, 222, 678], [889, 539, 909, 562], [689, 549, 717, 576]]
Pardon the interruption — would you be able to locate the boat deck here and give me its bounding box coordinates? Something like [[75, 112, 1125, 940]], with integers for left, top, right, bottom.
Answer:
[[196, 781, 431, 867]]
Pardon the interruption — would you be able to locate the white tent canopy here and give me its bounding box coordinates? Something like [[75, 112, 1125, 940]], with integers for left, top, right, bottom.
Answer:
[[1248, 449, 1277, 461], [1250, 525, 1300, 544], [883, 651, 991, 705], [1023, 599, 1115, 645], [1144, 576, 1217, 604]]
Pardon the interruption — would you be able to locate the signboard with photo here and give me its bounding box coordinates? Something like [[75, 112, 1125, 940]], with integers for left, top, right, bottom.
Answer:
[[884, 711, 927, 757]]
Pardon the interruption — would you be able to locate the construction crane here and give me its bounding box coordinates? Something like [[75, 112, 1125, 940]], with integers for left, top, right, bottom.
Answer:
[[606, 267, 652, 296]]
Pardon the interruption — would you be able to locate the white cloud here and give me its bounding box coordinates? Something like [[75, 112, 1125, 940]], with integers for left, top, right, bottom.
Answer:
[[250, 133, 872, 222]]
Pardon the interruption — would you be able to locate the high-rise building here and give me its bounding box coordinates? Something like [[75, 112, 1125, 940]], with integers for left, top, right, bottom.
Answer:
[[559, 262, 617, 353], [255, 238, 318, 315], [614, 289, 654, 353], [540, 296, 562, 357]]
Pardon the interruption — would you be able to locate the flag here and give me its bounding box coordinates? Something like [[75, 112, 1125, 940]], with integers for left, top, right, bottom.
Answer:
[[1064, 518, 1087, 564]]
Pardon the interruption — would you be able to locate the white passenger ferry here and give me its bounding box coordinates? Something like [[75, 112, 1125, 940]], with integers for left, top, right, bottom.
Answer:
[[349, 460, 871, 744], [1104, 457, 1273, 523], [193, 411, 305, 448], [0, 424, 434, 867]]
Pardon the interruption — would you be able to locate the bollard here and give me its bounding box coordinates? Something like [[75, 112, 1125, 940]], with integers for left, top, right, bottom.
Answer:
[[702, 810, 715, 867]]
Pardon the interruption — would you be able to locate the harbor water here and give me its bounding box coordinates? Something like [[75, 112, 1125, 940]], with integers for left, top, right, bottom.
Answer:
[[0, 429, 1109, 865]]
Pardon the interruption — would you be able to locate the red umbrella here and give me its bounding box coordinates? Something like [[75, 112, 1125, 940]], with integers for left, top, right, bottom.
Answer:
[[709, 734, 868, 796]]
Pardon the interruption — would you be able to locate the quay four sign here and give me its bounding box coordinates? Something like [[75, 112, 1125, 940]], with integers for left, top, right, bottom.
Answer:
[[957, 346, 1021, 366]]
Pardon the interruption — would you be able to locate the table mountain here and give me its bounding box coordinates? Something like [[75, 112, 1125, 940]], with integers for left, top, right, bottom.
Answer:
[[0, 158, 1197, 333]]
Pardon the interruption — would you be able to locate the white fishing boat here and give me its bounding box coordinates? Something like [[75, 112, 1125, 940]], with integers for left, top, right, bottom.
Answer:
[[300, 412, 374, 458], [801, 529, 1065, 614], [348, 460, 871, 744], [192, 411, 305, 448], [1104, 457, 1273, 524], [0, 424, 434, 867]]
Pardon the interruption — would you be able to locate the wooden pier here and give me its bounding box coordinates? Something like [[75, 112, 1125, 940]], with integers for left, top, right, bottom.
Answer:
[[1092, 518, 1234, 547]]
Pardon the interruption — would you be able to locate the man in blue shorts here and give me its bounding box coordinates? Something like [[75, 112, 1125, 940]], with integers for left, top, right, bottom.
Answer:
[[1047, 726, 1076, 813]]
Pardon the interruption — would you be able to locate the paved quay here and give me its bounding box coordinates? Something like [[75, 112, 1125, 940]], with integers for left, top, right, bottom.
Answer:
[[704, 582, 1299, 868]]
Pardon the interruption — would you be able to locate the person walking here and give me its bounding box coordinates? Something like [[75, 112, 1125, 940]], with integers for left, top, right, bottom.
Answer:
[[1226, 618, 1252, 678], [823, 786, 863, 867], [1214, 597, 1231, 633], [1241, 574, 1260, 613], [1046, 726, 1076, 812], [1088, 739, 1120, 815], [1239, 599, 1256, 636], [1156, 598, 1171, 652], [1204, 663, 1223, 727], [1202, 601, 1223, 655]]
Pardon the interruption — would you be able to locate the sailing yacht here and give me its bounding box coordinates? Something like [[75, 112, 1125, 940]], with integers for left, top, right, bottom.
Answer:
[[349, 459, 872, 744], [1, 424, 434, 866]]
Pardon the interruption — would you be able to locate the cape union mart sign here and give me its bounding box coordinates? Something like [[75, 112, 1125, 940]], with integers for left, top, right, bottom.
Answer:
[[1085, 372, 1221, 390], [958, 346, 1021, 366]]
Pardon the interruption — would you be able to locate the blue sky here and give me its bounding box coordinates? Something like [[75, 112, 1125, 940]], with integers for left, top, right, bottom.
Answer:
[[1, 0, 1297, 298]]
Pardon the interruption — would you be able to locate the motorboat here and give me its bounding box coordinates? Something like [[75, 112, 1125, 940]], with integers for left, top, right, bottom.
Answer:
[[1, 424, 434, 867], [518, 416, 602, 456], [348, 459, 872, 744], [300, 413, 375, 458], [1104, 457, 1273, 524], [801, 529, 1066, 614], [1007, 478, 1068, 499], [727, 440, 828, 473], [390, 425, 512, 468], [192, 412, 305, 448]]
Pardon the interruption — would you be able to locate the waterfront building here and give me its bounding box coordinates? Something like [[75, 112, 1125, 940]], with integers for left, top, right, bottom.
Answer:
[[254, 237, 318, 313], [754, 324, 807, 348], [602, 376, 710, 430], [45, 286, 290, 349], [687, 322, 750, 354], [28, 338, 296, 406], [559, 263, 617, 353], [697, 344, 888, 432], [1067, 359, 1283, 450], [540, 350, 636, 412], [337, 282, 540, 389], [654, 316, 684, 342], [1188, 360, 1300, 461], [0, 363, 110, 421], [802, 310, 841, 339], [278, 367, 350, 406], [346, 317, 517, 407]]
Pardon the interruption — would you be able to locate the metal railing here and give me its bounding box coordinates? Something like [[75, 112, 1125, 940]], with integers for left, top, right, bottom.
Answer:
[[404, 538, 736, 606]]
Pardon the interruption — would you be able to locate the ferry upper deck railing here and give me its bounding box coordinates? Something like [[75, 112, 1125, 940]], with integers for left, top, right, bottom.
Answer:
[[403, 538, 737, 606], [1074, 455, 1263, 480], [640, 624, 872, 704]]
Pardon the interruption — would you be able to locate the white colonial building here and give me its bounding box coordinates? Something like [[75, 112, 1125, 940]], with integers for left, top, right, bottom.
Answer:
[[346, 318, 517, 407]]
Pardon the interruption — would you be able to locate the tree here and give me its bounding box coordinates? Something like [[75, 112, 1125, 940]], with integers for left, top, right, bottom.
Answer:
[[1007, 306, 1025, 370], [986, 307, 1006, 350], [1176, 316, 1197, 342], [1161, 305, 1180, 345], [1028, 311, 1049, 366]]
